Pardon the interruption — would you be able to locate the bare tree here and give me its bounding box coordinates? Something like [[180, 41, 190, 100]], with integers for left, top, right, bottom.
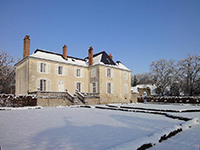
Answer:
[[0, 51, 15, 94], [150, 59, 175, 96], [132, 73, 153, 85], [178, 54, 200, 96]]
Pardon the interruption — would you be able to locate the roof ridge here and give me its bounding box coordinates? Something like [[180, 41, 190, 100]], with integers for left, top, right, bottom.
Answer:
[[84, 51, 106, 59], [35, 49, 86, 61]]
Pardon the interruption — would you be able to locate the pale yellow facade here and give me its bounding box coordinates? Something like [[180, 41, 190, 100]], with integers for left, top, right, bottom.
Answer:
[[15, 52, 131, 105]]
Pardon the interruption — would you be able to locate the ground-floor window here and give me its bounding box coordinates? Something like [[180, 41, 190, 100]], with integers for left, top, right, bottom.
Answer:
[[106, 82, 113, 94], [40, 79, 46, 91], [37, 78, 51, 91], [93, 82, 96, 93], [76, 82, 81, 92]]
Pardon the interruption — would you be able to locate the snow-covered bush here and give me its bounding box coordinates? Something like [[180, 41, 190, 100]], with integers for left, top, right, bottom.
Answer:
[[0, 94, 37, 107]]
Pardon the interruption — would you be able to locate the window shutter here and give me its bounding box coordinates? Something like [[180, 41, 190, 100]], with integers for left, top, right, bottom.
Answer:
[[74, 68, 76, 77], [47, 64, 50, 74], [90, 83, 93, 93], [81, 83, 84, 92], [64, 66, 67, 76], [111, 69, 114, 78], [105, 68, 107, 77], [37, 62, 40, 72], [106, 82, 108, 94], [96, 82, 98, 93], [111, 83, 114, 94], [81, 69, 84, 78], [47, 79, 51, 91], [74, 82, 77, 92], [37, 79, 40, 90], [55, 65, 58, 74]]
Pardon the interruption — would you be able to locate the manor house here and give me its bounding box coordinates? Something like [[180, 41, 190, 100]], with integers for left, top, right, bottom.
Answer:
[[15, 35, 131, 105]]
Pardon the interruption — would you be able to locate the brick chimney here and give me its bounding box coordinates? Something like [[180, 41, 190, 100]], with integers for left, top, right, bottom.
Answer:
[[88, 46, 93, 66], [23, 35, 30, 58], [109, 53, 113, 60], [63, 45, 67, 59]]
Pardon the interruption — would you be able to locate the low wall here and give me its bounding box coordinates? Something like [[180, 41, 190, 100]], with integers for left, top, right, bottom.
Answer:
[[137, 96, 200, 104], [131, 93, 140, 103], [29, 91, 73, 107], [87, 98, 100, 105]]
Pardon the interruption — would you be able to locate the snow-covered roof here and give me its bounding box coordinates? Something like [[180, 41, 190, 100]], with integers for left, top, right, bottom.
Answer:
[[131, 84, 171, 96], [30, 49, 88, 67], [28, 49, 131, 71], [131, 84, 158, 95]]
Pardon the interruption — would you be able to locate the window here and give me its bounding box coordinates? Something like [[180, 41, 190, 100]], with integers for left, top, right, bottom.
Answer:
[[55, 65, 67, 76], [91, 68, 96, 78], [90, 82, 98, 93], [76, 82, 81, 92], [41, 63, 46, 73], [75, 68, 84, 78], [107, 83, 111, 94], [40, 79, 46, 91], [124, 84, 128, 94], [37, 79, 51, 91], [76, 69, 81, 77], [106, 68, 113, 78], [107, 68, 111, 78], [58, 66, 63, 75], [38, 62, 50, 74], [93, 82, 96, 93], [124, 72, 128, 81]]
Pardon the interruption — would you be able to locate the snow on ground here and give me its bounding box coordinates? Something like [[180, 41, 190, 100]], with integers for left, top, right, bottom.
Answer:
[[150, 112, 200, 150], [0, 107, 184, 150], [112, 103, 200, 111], [0, 106, 42, 111]]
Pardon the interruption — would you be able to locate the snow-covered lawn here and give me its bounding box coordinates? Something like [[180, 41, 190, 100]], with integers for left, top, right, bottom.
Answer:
[[150, 112, 200, 150], [0, 104, 199, 150], [110, 103, 200, 112]]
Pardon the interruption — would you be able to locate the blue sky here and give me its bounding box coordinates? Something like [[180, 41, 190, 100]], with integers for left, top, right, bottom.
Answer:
[[0, 0, 200, 74]]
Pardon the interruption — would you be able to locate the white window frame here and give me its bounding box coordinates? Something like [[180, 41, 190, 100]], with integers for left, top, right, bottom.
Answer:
[[37, 62, 50, 74], [107, 68, 111, 78], [93, 82, 96, 93], [106, 82, 113, 94], [75, 82, 81, 92], [90, 82, 98, 93], [37, 78, 51, 91], [40, 79, 46, 91], [58, 66, 63, 75], [76, 68, 81, 77], [105, 68, 114, 78], [75, 68, 84, 78], [55, 65, 67, 76]]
